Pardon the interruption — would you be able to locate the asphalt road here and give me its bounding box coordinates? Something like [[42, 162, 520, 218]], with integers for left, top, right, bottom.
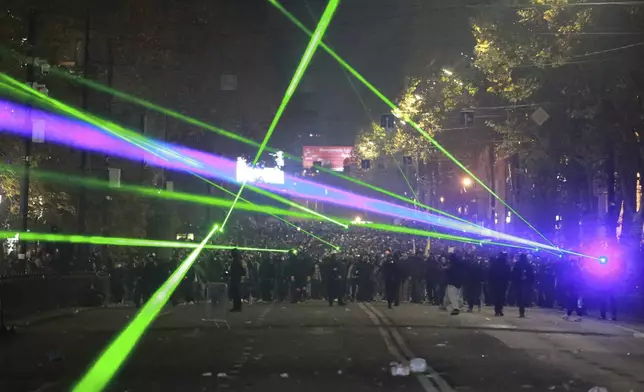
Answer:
[[1, 301, 644, 392]]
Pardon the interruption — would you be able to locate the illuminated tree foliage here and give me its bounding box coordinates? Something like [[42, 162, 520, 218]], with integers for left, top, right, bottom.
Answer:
[[0, 136, 75, 231], [472, 0, 644, 245], [354, 69, 477, 161]]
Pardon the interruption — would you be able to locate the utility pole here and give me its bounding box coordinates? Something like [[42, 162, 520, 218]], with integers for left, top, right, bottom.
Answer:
[[77, 6, 91, 262], [18, 9, 38, 261]]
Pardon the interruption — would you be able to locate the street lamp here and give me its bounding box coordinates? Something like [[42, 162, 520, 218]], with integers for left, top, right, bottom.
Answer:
[[462, 177, 473, 187]]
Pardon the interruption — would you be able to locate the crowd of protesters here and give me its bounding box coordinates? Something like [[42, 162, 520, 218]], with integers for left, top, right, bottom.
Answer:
[[0, 218, 637, 320]]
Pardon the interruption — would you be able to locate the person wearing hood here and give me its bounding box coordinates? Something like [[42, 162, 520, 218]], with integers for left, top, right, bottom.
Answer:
[[488, 253, 511, 316], [382, 253, 401, 309], [512, 253, 535, 318], [229, 248, 245, 312]]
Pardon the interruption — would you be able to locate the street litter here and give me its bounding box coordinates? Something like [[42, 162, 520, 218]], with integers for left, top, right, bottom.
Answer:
[[548, 387, 556, 391], [436, 343, 446, 347], [409, 358, 427, 373], [280, 373, 289, 378], [588, 387, 608, 392], [390, 362, 411, 376], [217, 373, 228, 378], [202, 372, 212, 377], [337, 370, 343, 375], [633, 332, 644, 339]]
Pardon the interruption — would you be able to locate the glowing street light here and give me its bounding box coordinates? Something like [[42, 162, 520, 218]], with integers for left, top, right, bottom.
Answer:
[[462, 177, 473, 187], [439, 196, 445, 203]]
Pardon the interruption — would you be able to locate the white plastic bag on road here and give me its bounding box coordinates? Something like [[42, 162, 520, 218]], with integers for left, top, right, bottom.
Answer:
[[389, 362, 411, 376], [409, 358, 427, 373]]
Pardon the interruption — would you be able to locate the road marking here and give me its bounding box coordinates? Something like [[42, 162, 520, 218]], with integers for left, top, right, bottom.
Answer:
[[258, 303, 274, 321], [613, 324, 644, 336], [365, 303, 455, 392], [215, 303, 273, 390], [358, 303, 407, 363], [358, 303, 440, 392]]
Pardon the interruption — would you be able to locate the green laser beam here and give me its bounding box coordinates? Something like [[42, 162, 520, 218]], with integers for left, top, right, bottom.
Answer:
[[1, 80, 550, 254], [301, 3, 422, 208], [0, 169, 556, 256], [0, 75, 193, 170], [357, 222, 537, 251], [0, 77, 346, 229], [1, 76, 546, 252], [72, 223, 221, 392], [0, 231, 289, 253], [0, 164, 315, 220], [74, 4, 338, 385], [357, 222, 483, 244], [3, 68, 432, 225], [243, 182, 347, 228], [222, 0, 340, 229], [268, 0, 556, 248], [32, 53, 478, 226], [192, 173, 339, 250], [390, 155, 420, 205], [2, 164, 481, 248]]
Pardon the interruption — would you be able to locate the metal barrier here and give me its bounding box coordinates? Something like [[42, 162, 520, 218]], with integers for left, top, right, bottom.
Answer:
[[0, 273, 110, 323]]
